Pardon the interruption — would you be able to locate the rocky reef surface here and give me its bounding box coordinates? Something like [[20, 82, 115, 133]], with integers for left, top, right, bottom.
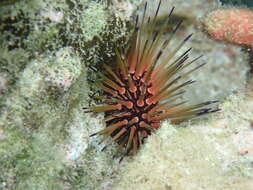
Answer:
[[0, 0, 252, 190]]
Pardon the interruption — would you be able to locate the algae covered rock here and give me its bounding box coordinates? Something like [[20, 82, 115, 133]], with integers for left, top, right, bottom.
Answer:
[[0, 0, 253, 190], [0, 0, 135, 189], [113, 92, 253, 190]]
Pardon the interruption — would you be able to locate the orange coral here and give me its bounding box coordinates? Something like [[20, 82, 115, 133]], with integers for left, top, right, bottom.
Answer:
[[204, 8, 253, 47]]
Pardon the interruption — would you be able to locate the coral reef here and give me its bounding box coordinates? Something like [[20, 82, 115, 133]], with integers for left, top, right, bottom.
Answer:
[[0, 0, 136, 189], [0, 0, 252, 189], [203, 8, 253, 47], [112, 91, 253, 190]]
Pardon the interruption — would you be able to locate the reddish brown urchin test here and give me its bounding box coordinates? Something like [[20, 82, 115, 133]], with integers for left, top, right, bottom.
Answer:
[[86, 0, 219, 161]]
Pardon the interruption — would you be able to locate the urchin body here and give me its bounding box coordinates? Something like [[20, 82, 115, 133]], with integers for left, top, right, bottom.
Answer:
[[86, 0, 219, 160]]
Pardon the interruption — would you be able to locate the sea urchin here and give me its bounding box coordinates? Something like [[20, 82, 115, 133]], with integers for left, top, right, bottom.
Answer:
[[85, 0, 219, 161]]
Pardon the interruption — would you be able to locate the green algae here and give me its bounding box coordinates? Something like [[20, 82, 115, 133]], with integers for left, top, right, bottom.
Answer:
[[0, 0, 137, 188]]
